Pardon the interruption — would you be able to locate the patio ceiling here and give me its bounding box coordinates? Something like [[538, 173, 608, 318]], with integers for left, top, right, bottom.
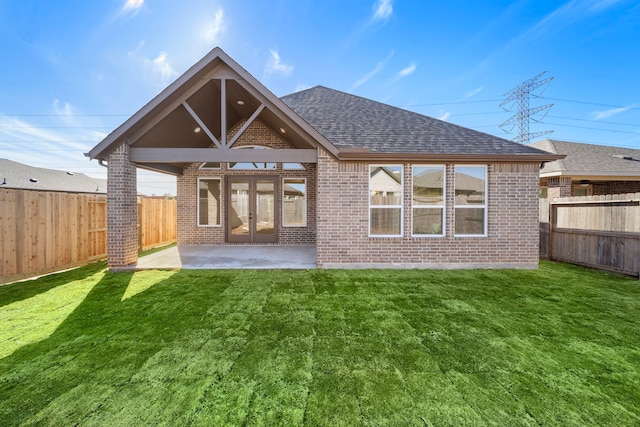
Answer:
[[88, 49, 335, 176]]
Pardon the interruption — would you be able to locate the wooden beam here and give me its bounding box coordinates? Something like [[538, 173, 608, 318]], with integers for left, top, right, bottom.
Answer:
[[221, 78, 227, 146], [228, 104, 266, 147], [130, 147, 317, 163], [182, 101, 222, 148]]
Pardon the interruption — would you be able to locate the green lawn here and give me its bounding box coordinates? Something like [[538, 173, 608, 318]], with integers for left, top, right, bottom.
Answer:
[[0, 262, 638, 426]]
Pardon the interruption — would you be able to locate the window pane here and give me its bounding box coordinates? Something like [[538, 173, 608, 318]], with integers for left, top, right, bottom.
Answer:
[[455, 208, 485, 235], [200, 162, 220, 169], [413, 208, 443, 235], [283, 163, 305, 170], [283, 178, 306, 226], [371, 208, 401, 235], [455, 166, 485, 205], [370, 166, 402, 205], [229, 162, 276, 170], [198, 180, 220, 226], [413, 166, 443, 205]]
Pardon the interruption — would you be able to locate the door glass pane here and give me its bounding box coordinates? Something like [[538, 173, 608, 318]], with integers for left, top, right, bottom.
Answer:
[[256, 180, 275, 235], [230, 181, 249, 235]]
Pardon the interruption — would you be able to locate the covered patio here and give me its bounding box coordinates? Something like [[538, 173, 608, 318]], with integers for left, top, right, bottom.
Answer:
[[131, 245, 317, 270]]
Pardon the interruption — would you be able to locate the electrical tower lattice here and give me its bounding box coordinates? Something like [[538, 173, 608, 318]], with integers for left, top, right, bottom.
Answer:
[[500, 71, 554, 145]]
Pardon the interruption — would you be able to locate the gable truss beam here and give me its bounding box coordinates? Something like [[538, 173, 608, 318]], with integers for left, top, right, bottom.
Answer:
[[127, 64, 226, 145], [227, 104, 266, 148], [182, 101, 222, 148]]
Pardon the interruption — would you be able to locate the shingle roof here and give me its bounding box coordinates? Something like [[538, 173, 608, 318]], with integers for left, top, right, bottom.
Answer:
[[0, 158, 107, 193], [531, 140, 640, 176], [281, 86, 551, 156]]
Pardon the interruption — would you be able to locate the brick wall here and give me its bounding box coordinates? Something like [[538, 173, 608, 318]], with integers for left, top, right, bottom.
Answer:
[[177, 119, 316, 245], [107, 143, 138, 267], [546, 176, 572, 199], [316, 148, 541, 269], [592, 180, 640, 195]]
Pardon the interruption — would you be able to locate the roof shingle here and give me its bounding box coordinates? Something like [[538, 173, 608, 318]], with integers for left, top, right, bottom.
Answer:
[[281, 86, 551, 156]]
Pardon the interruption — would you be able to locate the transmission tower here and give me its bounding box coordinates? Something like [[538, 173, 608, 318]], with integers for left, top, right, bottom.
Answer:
[[500, 71, 554, 144]]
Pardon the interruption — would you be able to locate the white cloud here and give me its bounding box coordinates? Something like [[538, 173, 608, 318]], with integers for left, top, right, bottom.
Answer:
[[398, 62, 417, 77], [204, 9, 225, 43], [52, 100, 76, 126], [462, 86, 484, 100], [351, 51, 394, 91], [294, 84, 312, 92], [371, 0, 393, 22], [351, 62, 384, 91], [592, 105, 634, 120], [151, 52, 178, 85], [437, 111, 451, 121], [265, 50, 294, 76], [128, 40, 145, 57], [122, 0, 144, 14]]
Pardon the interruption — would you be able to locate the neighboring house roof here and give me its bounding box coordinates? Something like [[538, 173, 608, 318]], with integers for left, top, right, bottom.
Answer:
[[531, 140, 640, 180], [282, 86, 553, 158], [0, 158, 107, 193], [88, 47, 561, 171]]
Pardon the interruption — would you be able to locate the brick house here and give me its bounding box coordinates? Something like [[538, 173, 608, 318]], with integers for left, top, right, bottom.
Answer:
[[88, 47, 561, 270], [532, 139, 640, 198]]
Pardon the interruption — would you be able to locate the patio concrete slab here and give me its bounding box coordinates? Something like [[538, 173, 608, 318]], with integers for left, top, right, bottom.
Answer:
[[133, 245, 316, 270]]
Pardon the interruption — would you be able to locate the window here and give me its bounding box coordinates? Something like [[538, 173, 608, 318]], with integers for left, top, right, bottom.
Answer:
[[228, 145, 276, 169], [283, 163, 306, 170], [412, 166, 445, 236], [369, 165, 403, 236], [199, 162, 220, 169], [283, 178, 307, 227], [454, 165, 487, 236], [198, 178, 221, 226]]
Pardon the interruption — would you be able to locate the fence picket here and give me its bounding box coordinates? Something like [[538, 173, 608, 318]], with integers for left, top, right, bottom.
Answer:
[[0, 189, 176, 284], [540, 193, 640, 277]]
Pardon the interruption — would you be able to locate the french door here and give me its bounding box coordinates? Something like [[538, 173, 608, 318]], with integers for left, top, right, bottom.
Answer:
[[227, 176, 278, 243]]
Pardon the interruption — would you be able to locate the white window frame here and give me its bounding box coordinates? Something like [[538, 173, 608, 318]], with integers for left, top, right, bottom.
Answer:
[[411, 165, 446, 237], [454, 165, 488, 237], [369, 164, 404, 238], [197, 178, 221, 227], [282, 177, 307, 227]]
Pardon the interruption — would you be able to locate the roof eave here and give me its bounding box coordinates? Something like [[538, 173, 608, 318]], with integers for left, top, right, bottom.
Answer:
[[337, 151, 565, 163], [88, 47, 340, 161], [540, 171, 640, 180]]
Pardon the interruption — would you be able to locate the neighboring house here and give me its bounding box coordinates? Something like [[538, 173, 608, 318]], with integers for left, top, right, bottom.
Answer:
[[0, 158, 107, 194], [532, 140, 640, 198], [88, 47, 561, 270]]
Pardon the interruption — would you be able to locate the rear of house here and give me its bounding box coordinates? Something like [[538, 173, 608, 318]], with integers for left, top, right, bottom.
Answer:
[[88, 47, 561, 270]]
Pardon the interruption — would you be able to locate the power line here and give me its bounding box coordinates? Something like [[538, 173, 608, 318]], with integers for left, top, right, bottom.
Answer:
[[537, 96, 640, 110]]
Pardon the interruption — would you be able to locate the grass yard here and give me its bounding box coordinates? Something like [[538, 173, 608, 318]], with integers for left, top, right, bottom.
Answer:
[[0, 262, 639, 426]]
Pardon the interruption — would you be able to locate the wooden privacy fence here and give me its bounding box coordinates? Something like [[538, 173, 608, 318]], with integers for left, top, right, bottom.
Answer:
[[540, 193, 640, 277], [1, 189, 176, 284]]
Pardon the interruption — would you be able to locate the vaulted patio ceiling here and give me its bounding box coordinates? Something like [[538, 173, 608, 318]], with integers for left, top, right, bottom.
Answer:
[[88, 49, 337, 176]]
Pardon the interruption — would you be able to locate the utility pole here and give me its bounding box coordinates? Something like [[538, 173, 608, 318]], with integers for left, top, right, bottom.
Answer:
[[500, 71, 554, 144]]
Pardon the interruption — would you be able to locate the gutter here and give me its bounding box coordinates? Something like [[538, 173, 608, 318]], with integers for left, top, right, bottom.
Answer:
[[337, 149, 565, 163]]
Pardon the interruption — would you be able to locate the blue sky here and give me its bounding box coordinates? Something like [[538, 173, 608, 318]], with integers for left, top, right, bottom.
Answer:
[[1, 0, 638, 195]]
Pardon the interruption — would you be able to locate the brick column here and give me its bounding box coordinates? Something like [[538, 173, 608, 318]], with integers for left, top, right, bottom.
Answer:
[[547, 176, 572, 200], [107, 143, 138, 268]]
